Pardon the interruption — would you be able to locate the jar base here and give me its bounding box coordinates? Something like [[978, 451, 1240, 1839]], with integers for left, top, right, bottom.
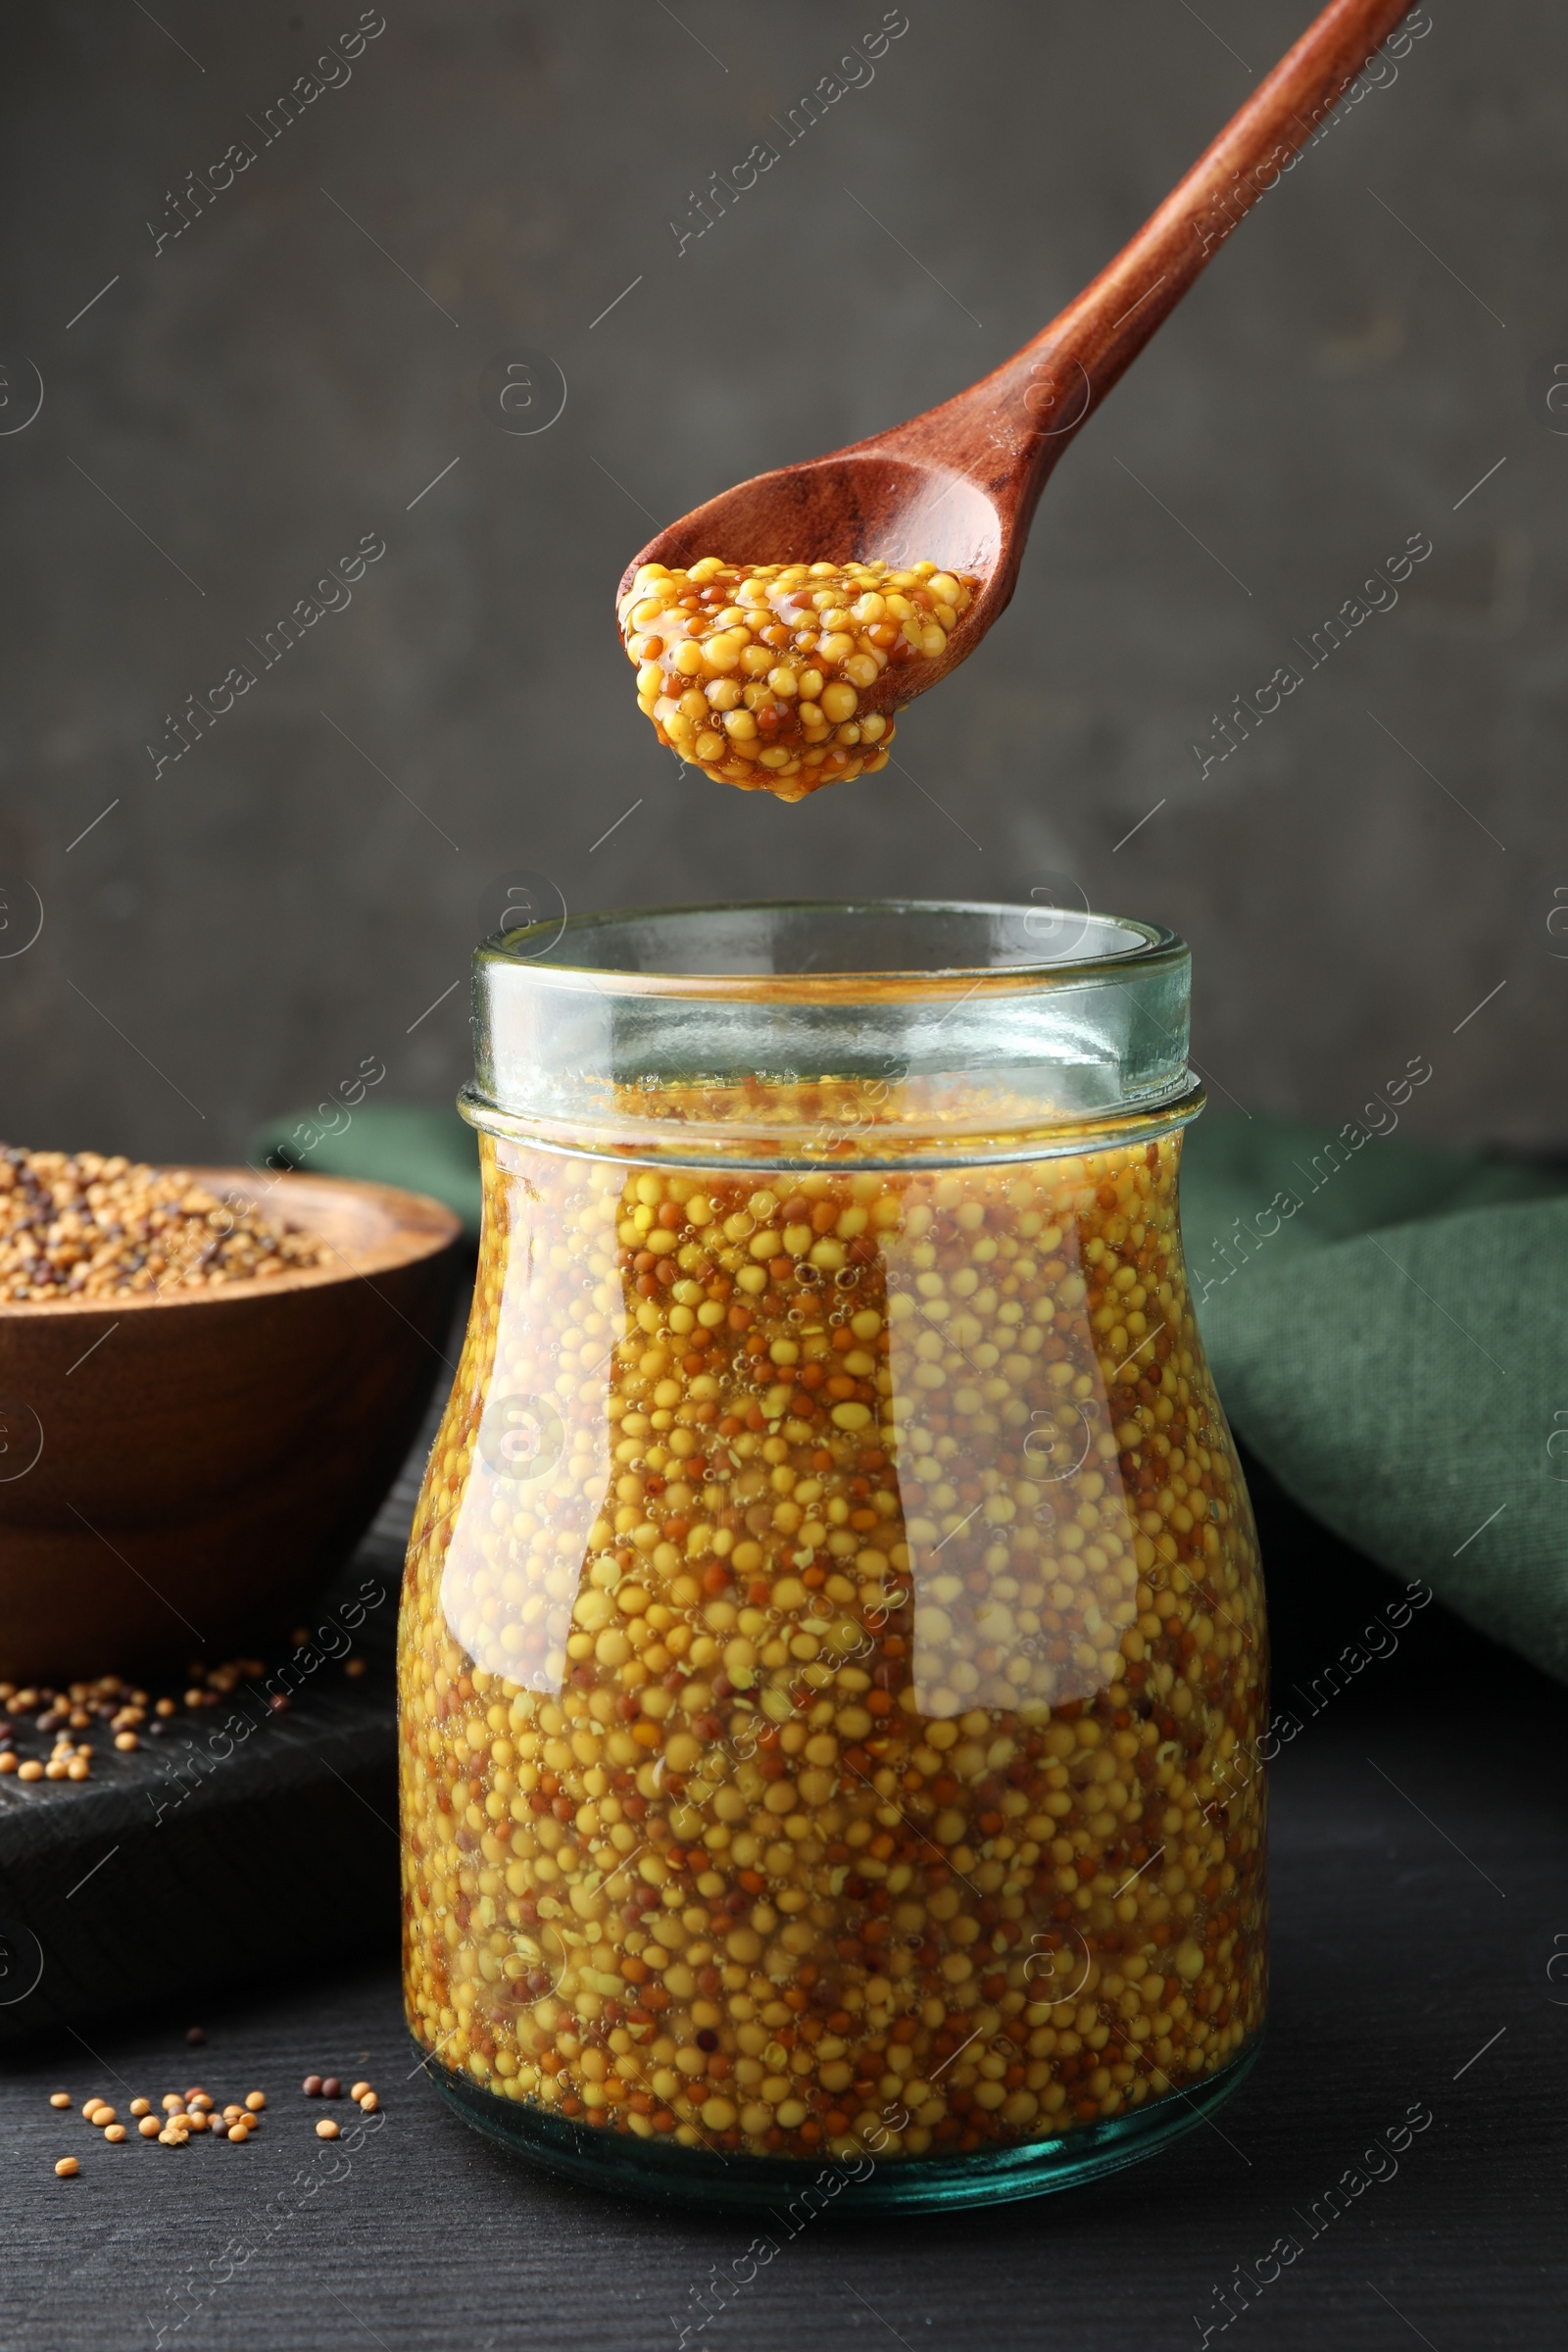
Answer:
[[421, 2036, 1262, 2214]]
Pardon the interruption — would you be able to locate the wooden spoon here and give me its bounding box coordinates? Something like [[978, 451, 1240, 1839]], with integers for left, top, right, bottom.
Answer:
[[618, 0, 1416, 725]]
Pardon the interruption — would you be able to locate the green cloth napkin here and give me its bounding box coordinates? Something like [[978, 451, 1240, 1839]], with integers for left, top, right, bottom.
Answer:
[[248, 1102, 482, 1239], [249, 1100, 1568, 1684], [1181, 1113, 1568, 1684]]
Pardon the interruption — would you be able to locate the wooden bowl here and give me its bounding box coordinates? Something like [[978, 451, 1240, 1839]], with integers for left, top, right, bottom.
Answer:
[[0, 1170, 463, 1683]]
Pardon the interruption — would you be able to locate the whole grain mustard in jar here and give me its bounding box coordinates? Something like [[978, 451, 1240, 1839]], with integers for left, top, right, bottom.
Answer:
[[399, 901, 1267, 2211]]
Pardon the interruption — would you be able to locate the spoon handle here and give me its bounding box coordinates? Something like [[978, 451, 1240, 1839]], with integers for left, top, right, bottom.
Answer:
[[972, 0, 1420, 475]]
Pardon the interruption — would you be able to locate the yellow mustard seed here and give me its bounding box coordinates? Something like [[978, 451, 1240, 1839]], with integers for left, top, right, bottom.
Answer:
[[618, 559, 975, 805], [399, 1117, 1266, 2169]]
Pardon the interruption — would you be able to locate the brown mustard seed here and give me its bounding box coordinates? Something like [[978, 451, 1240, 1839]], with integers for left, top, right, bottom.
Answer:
[[320, 2077, 342, 2099], [302, 2074, 322, 2096], [54, 2157, 79, 2179], [316, 2119, 340, 2139]]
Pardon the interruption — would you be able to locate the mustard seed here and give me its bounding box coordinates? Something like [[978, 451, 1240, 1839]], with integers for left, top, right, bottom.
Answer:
[[128, 2098, 151, 2117], [104, 2125, 126, 2143], [138, 2116, 161, 2137], [54, 2157, 78, 2178], [619, 558, 970, 803], [244, 2090, 266, 2111], [316, 2119, 339, 2139], [403, 1123, 1266, 2164], [320, 2077, 342, 2099], [0, 1146, 330, 1301], [349, 2081, 371, 2102], [49, 2092, 70, 2109], [358, 2091, 379, 2114], [302, 2074, 322, 2096]]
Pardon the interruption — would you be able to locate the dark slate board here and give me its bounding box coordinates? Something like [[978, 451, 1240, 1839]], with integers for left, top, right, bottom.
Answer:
[[1, 1465, 1564, 2350], [0, 1446, 419, 2048]]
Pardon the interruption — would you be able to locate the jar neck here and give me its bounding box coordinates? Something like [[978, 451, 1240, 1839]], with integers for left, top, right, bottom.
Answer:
[[470, 901, 1199, 1166]]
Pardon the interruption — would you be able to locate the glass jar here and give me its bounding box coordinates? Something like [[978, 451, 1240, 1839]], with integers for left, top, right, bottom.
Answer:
[[399, 901, 1267, 2212]]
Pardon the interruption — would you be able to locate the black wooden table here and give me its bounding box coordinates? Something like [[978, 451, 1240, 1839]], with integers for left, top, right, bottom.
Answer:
[[4, 1468, 1564, 2352]]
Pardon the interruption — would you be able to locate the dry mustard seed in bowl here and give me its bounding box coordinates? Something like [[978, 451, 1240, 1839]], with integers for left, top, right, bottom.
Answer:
[[400, 902, 1268, 2212], [619, 559, 976, 802], [0, 1147, 330, 1302]]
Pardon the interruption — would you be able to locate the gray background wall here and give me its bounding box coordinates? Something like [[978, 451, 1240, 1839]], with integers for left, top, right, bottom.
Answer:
[[2, 0, 1563, 1161]]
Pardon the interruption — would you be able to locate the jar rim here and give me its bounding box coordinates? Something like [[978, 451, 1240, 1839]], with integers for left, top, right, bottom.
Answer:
[[480, 897, 1184, 1000]]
